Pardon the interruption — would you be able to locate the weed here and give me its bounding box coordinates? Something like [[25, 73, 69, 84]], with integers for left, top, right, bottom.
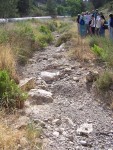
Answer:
[[96, 71, 113, 91], [26, 123, 42, 149]]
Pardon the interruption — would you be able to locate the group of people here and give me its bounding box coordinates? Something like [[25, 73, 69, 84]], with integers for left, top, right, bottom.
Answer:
[[77, 9, 113, 39]]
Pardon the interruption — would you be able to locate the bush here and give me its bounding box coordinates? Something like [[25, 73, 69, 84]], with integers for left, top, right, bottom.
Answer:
[[96, 72, 113, 91], [90, 37, 113, 66], [55, 32, 72, 47], [0, 70, 27, 108], [92, 44, 108, 61]]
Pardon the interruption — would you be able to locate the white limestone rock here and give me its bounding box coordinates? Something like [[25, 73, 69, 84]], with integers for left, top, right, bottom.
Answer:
[[28, 89, 53, 104], [77, 123, 93, 135], [40, 71, 60, 82]]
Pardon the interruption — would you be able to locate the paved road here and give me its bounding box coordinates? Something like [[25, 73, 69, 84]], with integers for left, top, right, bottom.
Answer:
[[0, 16, 69, 23]]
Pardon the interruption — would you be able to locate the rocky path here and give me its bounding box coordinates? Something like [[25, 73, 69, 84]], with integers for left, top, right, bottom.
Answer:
[[21, 33, 113, 150]]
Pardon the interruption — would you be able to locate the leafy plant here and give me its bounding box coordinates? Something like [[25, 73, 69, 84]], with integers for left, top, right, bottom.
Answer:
[[0, 70, 27, 108]]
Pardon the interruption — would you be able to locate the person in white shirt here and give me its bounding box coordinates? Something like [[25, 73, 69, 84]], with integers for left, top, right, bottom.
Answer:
[[84, 11, 91, 35], [96, 14, 101, 35], [90, 15, 96, 35]]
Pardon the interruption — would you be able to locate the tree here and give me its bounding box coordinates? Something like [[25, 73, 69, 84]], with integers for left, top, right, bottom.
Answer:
[[46, 0, 57, 16], [0, 0, 18, 18], [90, 0, 111, 8], [18, 0, 33, 16], [66, 0, 83, 16], [57, 5, 65, 15]]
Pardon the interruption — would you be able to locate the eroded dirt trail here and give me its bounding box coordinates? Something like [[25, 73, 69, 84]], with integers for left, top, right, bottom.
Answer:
[[21, 33, 113, 150]]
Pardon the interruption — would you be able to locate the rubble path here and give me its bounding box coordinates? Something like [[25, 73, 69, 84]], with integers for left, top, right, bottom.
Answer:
[[21, 33, 113, 150]]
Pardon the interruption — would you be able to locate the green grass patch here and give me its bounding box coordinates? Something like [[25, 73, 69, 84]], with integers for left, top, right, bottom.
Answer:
[[89, 36, 113, 66]]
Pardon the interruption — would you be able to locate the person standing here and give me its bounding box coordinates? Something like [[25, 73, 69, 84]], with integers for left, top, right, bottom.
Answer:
[[79, 12, 86, 37], [99, 15, 106, 37], [76, 14, 80, 35], [84, 11, 91, 35], [90, 15, 96, 35], [96, 13, 101, 35], [108, 13, 113, 39]]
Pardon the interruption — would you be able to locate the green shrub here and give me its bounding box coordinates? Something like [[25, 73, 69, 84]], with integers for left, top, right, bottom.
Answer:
[[92, 44, 103, 56], [92, 44, 108, 61], [89, 36, 99, 47], [55, 32, 72, 47], [96, 72, 113, 91], [47, 21, 57, 32], [90, 37, 113, 66], [39, 25, 50, 34], [0, 21, 53, 65], [0, 70, 27, 108]]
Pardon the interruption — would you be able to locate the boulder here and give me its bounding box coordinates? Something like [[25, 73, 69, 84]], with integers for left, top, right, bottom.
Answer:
[[53, 131, 60, 137], [77, 123, 93, 136], [86, 71, 99, 83], [19, 77, 35, 91], [28, 89, 53, 105], [52, 119, 62, 126], [36, 78, 48, 90], [40, 71, 60, 82], [56, 43, 65, 52]]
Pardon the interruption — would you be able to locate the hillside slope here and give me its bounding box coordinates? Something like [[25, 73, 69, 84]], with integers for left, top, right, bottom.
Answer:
[[100, 1, 113, 16]]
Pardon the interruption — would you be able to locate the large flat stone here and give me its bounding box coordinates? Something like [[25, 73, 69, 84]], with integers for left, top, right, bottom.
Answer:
[[40, 71, 60, 82], [28, 89, 53, 105], [77, 123, 93, 135]]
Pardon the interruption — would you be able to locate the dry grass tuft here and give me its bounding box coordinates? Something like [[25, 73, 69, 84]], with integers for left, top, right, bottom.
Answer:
[[0, 45, 15, 72], [0, 124, 23, 150], [0, 111, 43, 150], [0, 45, 17, 78], [67, 36, 95, 62]]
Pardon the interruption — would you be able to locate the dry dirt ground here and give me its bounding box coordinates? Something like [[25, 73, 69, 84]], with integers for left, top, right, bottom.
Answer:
[[21, 33, 113, 150]]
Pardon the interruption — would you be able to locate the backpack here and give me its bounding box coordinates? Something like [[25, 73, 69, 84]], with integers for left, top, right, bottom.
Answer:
[[80, 18, 85, 25], [103, 20, 108, 30], [110, 18, 113, 28]]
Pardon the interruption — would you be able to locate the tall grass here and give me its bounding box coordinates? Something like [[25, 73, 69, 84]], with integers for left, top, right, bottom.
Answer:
[[0, 45, 16, 76]]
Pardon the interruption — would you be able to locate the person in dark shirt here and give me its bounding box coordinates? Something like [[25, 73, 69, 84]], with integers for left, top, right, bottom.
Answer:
[[76, 14, 80, 35]]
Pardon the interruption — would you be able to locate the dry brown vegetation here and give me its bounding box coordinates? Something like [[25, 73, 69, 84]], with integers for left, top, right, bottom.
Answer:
[[66, 25, 95, 62], [0, 45, 17, 79], [0, 110, 43, 150]]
